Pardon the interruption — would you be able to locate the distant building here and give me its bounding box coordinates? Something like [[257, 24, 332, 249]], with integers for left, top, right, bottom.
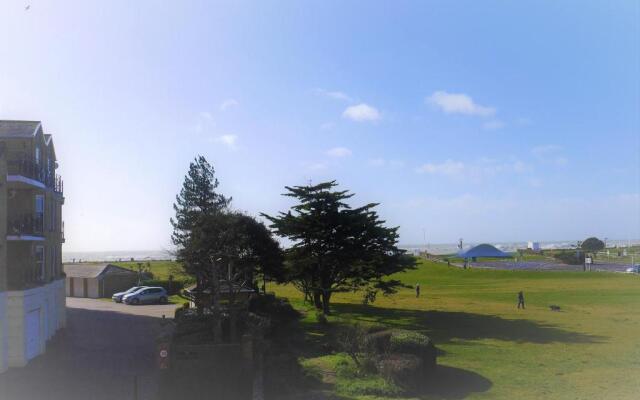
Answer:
[[0, 120, 65, 373], [64, 263, 138, 298], [527, 241, 541, 252]]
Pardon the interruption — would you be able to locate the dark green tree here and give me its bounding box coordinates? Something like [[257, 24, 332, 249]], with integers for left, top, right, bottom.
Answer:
[[189, 211, 283, 340], [171, 156, 231, 313], [262, 181, 415, 314], [581, 237, 605, 259]]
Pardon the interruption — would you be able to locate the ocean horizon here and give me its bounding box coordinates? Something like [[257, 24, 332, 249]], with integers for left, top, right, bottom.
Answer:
[[62, 238, 640, 262]]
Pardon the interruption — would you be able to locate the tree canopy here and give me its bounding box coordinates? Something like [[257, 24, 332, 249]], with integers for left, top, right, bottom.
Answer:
[[581, 237, 605, 253], [262, 181, 415, 314]]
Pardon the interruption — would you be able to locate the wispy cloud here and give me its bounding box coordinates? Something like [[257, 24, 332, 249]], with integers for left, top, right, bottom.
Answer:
[[306, 162, 329, 171], [416, 160, 466, 177], [214, 134, 238, 150], [369, 158, 405, 169], [531, 145, 568, 166], [320, 122, 335, 131], [343, 103, 381, 122], [483, 119, 505, 130], [427, 91, 495, 117], [326, 147, 352, 157], [416, 158, 530, 182], [314, 88, 353, 102], [219, 99, 239, 111]]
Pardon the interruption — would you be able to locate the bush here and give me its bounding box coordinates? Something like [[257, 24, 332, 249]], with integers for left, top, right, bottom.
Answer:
[[389, 330, 436, 368], [248, 293, 300, 324], [553, 250, 585, 265], [377, 353, 423, 392]]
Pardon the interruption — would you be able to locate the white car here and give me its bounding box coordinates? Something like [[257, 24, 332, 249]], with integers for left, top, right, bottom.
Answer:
[[112, 286, 147, 303], [625, 265, 640, 274]]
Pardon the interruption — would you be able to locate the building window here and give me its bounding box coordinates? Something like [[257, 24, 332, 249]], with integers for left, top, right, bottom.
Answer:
[[35, 246, 45, 281], [35, 147, 40, 165], [35, 195, 45, 234]]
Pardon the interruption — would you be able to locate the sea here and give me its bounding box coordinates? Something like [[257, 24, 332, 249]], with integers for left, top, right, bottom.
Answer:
[[63, 239, 640, 262]]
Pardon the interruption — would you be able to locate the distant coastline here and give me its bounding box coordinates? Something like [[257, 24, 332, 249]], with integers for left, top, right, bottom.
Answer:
[[63, 239, 640, 262], [62, 250, 174, 263]]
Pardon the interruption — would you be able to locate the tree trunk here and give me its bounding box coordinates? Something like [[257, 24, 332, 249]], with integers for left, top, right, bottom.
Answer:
[[211, 262, 223, 343], [321, 290, 331, 315], [312, 290, 323, 310]]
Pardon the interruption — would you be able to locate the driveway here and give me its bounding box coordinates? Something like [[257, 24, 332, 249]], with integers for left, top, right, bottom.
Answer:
[[0, 298, 178, 400]]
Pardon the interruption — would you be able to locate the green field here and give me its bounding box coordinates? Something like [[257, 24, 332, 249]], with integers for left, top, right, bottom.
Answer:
[[270, 259, 640, 399]]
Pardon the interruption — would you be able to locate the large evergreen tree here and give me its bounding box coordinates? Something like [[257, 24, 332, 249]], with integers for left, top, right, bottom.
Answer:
[[171, 156, 231, 312], [262, 181, 415, 314]]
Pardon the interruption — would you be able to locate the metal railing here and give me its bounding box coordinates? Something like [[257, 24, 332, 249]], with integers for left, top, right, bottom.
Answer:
[[7, 213, 44, 236], [7, 158, 63, 194]]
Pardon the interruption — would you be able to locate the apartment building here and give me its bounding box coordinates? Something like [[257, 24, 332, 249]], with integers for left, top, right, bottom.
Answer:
[[0, 120, 65, 373]]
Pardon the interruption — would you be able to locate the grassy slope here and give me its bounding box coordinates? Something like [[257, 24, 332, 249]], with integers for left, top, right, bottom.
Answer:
[[271, 259, 640, 399]]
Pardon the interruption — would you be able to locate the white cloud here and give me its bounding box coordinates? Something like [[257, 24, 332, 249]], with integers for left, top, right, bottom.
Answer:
[[532, 145, 568, 166], [343, 103, 381, 122], [306, 162, 328, 171], [369, 158, 405, 169], [416, 158, 530, 181], [427, 91, 495, 117], [314, 89, 353, 102], [416, 160, 466, 177], [320, 122, 335, 130], [200, 111, 214, 120], [326, 147, 352, 158], [483, 119, 505, 130], [219, 99, 239, 111], [214, 134, 238, 149]]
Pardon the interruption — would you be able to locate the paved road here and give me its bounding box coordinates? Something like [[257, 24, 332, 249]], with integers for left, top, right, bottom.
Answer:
[[0, 298, 178, 400]]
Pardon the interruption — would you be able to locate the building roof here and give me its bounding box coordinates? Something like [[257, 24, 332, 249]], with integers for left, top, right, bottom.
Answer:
[[64, 263, 138, 279], [0, 120, 42, 138], [457, 243, 512, 259]]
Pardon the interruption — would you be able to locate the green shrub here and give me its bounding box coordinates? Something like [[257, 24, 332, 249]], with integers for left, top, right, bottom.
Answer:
[[389, 330, 437, 369], [249, 293, 300, 324], [553, 250, 585, 265], [377, 353, 423, 393]]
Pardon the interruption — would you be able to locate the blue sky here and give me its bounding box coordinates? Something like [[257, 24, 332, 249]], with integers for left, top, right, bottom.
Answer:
[[1, 0, 638, 251]]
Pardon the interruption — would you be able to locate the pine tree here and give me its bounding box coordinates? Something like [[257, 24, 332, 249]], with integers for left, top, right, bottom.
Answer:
[[171, 156, 231, 316], [262, 181, 415, 314]]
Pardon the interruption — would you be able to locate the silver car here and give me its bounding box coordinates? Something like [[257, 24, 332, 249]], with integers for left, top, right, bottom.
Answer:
[[123, 287, 168, 305], [112, 286, 147, 303], [625, 265, 640, 274]]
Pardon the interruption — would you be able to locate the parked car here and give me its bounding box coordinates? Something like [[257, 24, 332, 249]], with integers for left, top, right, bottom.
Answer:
[[625, 265, 640, 274], [123, 287, 168, 305], [112, 286, 147, 303]]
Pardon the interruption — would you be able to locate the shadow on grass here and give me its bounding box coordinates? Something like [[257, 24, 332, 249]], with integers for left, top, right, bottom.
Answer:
[[331, 303, 605, 344], [421, 365, 492, 399]]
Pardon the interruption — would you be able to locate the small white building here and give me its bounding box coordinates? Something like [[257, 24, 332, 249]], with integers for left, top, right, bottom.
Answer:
[[527, 241, 541, 252], [64, 264, 139, 298]]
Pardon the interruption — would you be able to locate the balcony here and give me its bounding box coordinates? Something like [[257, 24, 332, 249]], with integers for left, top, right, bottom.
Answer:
[[7, 158, 63, 195], [7, 213, 45, 240]]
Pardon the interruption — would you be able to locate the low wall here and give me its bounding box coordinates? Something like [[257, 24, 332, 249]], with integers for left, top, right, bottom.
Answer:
[[6, 279, 65, 367]]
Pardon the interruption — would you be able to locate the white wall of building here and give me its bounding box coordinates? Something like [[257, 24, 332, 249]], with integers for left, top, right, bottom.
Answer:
[[6, 279, 65, 368]]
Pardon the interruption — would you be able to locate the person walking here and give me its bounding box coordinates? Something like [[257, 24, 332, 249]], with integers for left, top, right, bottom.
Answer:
[[415, 283, 420, 298], [517, 291, 525, 309]]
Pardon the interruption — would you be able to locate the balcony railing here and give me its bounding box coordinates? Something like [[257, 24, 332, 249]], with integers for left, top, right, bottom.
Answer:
[[7, 158, 63, 194], [7, 213, 44, 237]]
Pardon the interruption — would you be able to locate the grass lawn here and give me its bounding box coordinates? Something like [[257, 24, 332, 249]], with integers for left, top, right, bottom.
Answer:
[[113, 260, 188, 281], [270, 259, 640, 399]]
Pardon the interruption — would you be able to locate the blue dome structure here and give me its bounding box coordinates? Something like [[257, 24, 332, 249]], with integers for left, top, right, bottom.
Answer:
[[457, 243, 512, 259]]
